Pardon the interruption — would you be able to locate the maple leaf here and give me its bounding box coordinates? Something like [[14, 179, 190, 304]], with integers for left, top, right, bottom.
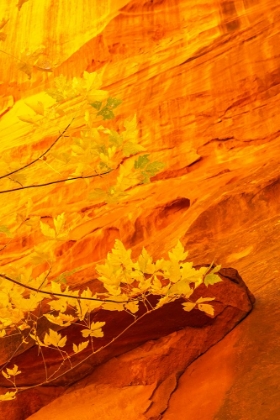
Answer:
[[168, 241, 188, 263], [110, 240, 133, 266], [137, 247, 155, 274], [163, 260, 181, 283]]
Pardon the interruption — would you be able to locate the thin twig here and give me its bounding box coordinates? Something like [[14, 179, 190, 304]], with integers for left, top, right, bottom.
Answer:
[[0, 170, 113, 194], [0, 273, 138, 303], [0, 121, 73, 181]]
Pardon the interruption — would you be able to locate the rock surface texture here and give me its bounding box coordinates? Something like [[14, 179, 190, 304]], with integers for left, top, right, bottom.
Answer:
[[0, 0, 280, 419]]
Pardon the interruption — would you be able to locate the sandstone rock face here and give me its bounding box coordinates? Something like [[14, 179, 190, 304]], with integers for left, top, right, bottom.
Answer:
[[0, 0, 280, 418]]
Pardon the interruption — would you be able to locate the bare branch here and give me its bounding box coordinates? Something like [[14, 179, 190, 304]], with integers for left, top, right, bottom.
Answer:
[[0, 170, 112, 194], [0, 121, 73, 181], [0, 273, 134, 303]]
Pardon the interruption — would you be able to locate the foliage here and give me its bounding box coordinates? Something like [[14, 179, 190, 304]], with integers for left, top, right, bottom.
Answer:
[[0, 70, 222, 401]]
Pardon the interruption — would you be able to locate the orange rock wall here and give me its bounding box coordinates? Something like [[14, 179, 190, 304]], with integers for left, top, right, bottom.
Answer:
[[0, 0, 280, 419]]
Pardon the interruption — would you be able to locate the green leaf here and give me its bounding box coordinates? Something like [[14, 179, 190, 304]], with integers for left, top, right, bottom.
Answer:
[[90, 101, 102, 110], [106, 97, 122, 109], [0, 225, 12, 237], [145, 161, 165, 176], [97, 107, 115, 120], [134, 154, 150, 169], [123, 142, 145, 157], [204, 266, 222, 287], [109, 130, 123, 147]]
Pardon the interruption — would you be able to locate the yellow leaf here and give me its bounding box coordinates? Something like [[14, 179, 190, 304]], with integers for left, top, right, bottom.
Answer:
[[169, 280, 192, 297], [73, 340, 89, 354], [40, 220, 56, 239], [0, 391, 17, 401], [137, 247, 155, 274], [164, 261, 181, 283], [102, 301, 125, 312], [197, 303, 215, 316], [138, 277, 152, 292], [81, 321, 105, 338], [51, 281, 61, 294], [168, 240, 188, 263], [44, 313, 75, 327], [18, 322, 30, 331], [2, 371, 9, 379], [83, 71, 102, 90], [6, 365, 21, 377], [44, 329, 67, 348], [53, 213, 65, 235], [110, 240, 133, 268], [182, 302, 196, 312], [0, 329, 6, 337], [155, 295, 172, 309], [196, 297, 215, 304], [125, 301, 139, 314], [32, 246, 54, 264]]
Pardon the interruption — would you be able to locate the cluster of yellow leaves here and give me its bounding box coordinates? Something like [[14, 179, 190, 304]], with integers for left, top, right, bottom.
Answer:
[[96, 240, 222, 317]]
